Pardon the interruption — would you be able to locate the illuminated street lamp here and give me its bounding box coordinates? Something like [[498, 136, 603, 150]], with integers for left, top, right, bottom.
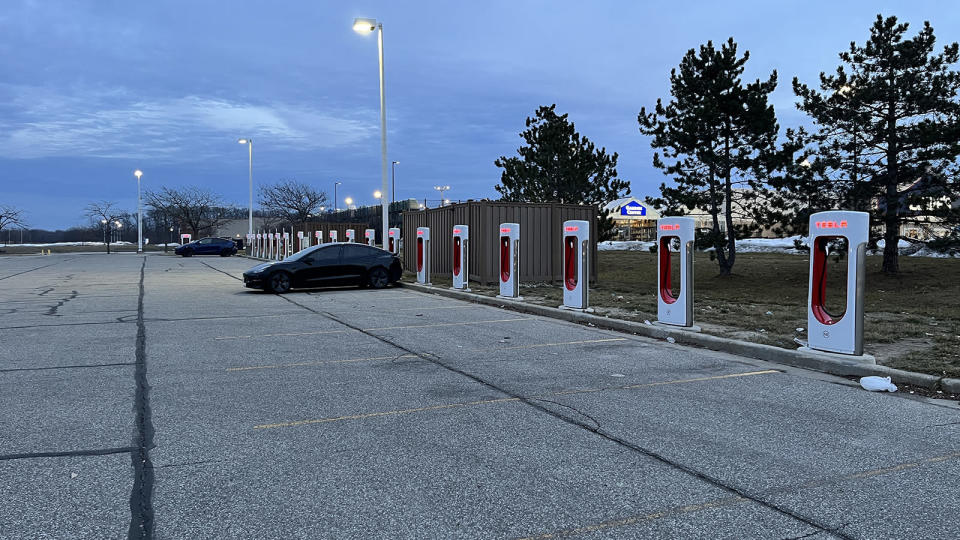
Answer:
[[353, 17, 389, 251], [238, 138, 253, 235], [434, 185, 450, 206], [134, 170, 143, 253], [334, 181, 343, 212]]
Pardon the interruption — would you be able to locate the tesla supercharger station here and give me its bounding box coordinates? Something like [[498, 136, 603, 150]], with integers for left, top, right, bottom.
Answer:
[[180, 234, 191, 245], [561, 220, 590, 311], [314, 231, 322, 246], [416, 227, 431, 285], [329, 230, 338, 243], [656, 217, 696, 329], [254, 233, 261, 257], [497, 223, 521, 300], [452, 225, 470, 291], [802, 210, 870, 358], [388, 227, 400, 254], [345, 229, 355, 242], [364, 228, 376, 247], [297, 231, 305, 251], [275, 233, 283, 260], [284, 232, 292, 258]]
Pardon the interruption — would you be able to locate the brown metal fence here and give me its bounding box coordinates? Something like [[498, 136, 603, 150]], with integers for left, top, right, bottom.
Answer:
[[401, 201, 598, 285]]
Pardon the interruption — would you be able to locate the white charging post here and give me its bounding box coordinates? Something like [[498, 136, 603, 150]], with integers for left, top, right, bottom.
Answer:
[[275, 233, 282, 260], [180, 233, 191, 245], [388, 227, 400, 254], [345, 229, 355, 243], [283, 232, 291, 258], [365, 228, 376, 247], [496, 223, 521, 300], [802, 210, 870, 358], [416, 227, 431, 285], [656, 217, 696, 329], [452, 225, 470, 291], [329, 230, 338, 243], [297, 231, 305, 251], [560, 220, 590, 311]]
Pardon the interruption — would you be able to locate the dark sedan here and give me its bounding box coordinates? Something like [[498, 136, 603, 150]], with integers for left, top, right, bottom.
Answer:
[[175, 237, 238, 257], [243, 243, 402, 293]]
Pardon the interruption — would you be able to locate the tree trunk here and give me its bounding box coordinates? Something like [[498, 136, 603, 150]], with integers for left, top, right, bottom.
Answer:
[[881, 94, 900, 274]]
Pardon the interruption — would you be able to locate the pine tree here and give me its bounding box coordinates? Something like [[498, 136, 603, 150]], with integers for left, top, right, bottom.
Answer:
[[495, 105, 630, 240], [793, 15, 960, 273], [639, 38, 781, 275]]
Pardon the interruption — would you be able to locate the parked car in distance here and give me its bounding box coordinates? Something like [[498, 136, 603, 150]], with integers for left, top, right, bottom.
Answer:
[[175, 237, 238, 257], [243, 243, 402, 293]]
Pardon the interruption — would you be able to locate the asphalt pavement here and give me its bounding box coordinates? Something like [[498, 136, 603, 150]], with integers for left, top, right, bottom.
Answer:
[[1, 252, 957, 539]]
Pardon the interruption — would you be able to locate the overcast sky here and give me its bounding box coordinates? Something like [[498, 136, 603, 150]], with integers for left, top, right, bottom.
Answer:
[[3, 1, 959, 229]]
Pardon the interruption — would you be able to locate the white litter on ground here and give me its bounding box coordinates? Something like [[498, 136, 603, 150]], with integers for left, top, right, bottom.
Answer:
[[859, 376, 898, 392]]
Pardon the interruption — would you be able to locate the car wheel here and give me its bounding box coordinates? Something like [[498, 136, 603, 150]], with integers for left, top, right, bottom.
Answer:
[[368, 267, 389, 289], [181, 249, 193, 257], [220, 248, 232, 257], [268, 271, 292, 294]]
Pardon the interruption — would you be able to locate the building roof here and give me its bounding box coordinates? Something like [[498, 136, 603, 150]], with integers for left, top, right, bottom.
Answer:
[[604, 197, 661, 220]]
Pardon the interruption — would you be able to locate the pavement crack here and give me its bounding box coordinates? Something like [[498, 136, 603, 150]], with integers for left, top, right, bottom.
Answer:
[[531, 398, 601, 430], [0, 447, 134, 461], [0, 362, 136, 373], [44, 290, 78, 316], [128, 257, 155, 540]]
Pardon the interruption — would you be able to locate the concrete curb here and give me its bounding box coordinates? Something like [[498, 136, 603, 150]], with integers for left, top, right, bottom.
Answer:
[[399, 281, 960, 393]]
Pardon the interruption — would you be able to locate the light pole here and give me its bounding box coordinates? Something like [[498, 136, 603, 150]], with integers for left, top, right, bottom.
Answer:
[[391, 160, 399, 204], [353, 17, 389, 247], [334, 181, 342, 212], [116, 221, 123, 245], [434, 185, 450, 206], [238, 138, 253, 235], [134, 170, 143, 253]]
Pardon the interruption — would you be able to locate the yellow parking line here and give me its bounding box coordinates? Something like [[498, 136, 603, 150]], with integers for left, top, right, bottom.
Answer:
[[364, 317, 532, 331], [225, 339, 627, 373], [551, 370, 781, 397], [215, 329, 347, 341], [254, 397, 520, 429], [253, 370, 779, 430], [226, 354, 419, 372]]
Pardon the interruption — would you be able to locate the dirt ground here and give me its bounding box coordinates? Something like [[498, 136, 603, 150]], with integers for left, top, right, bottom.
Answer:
[[408, 251, 960, 378]]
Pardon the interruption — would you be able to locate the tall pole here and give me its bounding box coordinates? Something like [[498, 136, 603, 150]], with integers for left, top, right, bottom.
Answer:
[[377, 24, 389, 246], [335, 181, 341, 212], [135, 171, 143, 253], [248, 140, 253, 236]]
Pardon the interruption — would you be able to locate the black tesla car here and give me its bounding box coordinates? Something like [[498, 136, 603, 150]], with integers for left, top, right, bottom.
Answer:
[[175, 237, 238, 257], [243, 243, 403, 293]]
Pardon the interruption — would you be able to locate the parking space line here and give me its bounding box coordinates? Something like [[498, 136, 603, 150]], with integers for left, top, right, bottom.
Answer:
[[226, 354, 418, 372], [365, 317, 532, 331], [254, 397, 520, 429], [215, 329, 348, 341], [224, 339, 626, 372], [253, 370, 778, 429]]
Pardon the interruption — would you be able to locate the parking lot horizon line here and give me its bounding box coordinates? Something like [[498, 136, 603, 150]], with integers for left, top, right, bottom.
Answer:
[[364, 317, 533, 331], [226, 354, 419, 372], [252, 370, 778, 430]]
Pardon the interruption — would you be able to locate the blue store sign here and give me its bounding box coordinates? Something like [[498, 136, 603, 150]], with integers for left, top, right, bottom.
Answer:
[[620, 200, 647, 217]]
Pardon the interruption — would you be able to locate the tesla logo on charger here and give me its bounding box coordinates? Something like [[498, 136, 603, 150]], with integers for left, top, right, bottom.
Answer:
[[816, 220, 848, 229], [564, 226, 579, 232], [500, 228, 511, 233], [365, 232, 370, 237], [453, 228, 462, 234], [389, 231, 395, 236], [417, 231, 423, 236], [659, 224, 680, 231]]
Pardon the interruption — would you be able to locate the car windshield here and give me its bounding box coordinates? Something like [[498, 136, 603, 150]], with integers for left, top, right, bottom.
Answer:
[[284, 244, 328, 262]]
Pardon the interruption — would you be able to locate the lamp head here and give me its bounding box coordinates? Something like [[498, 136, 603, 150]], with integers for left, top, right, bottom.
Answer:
[[101, 219, 107, 224], [353, 18, 377, 34], [134, 169, 143, 178], [373, 190, 382, 199], [345, 197, 353, 205], [238, 138, 249, 144]]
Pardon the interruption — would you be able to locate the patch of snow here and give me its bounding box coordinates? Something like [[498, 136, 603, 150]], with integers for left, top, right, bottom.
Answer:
[[598, 240, 654, 251]]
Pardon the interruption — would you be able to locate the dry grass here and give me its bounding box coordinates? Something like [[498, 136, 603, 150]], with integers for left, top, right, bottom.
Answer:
[[406, 251, 960, 377]]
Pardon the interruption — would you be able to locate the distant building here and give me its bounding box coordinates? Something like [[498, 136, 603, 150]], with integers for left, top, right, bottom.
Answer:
[[603, 197, 661, 240], [212, 218, 271, 239]]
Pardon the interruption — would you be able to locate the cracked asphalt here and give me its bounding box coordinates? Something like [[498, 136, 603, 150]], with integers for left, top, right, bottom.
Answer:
[[1, 253, 958, 539]]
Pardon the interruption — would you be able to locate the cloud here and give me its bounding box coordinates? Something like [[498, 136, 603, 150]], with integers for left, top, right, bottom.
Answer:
[[0, 85, 378, 161]]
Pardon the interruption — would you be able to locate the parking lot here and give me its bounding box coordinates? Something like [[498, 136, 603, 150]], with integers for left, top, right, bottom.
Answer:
[[1, 253, 958, 539]]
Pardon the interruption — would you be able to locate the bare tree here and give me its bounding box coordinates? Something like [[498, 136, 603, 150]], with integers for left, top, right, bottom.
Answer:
[[84, 201, 125, 254], [258, 179, 328, 228], [0, 205, 25, 232], [145, 186, 228, 238]]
